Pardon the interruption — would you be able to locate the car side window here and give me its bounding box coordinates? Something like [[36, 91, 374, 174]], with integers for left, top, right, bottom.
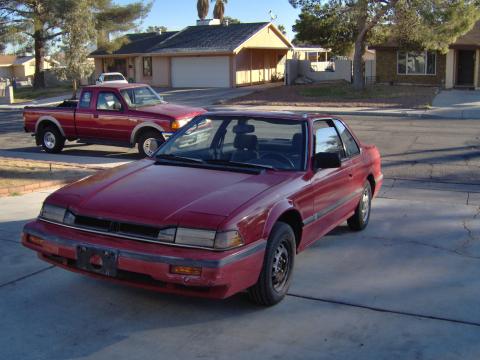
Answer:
[[96, 92, 122, 111], [334, 119, 360, 157], [79, 91, 92, 109], [313, 120, 345, 158]]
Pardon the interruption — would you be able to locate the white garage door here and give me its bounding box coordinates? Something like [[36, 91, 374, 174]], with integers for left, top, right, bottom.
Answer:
[[171, 56, 230, 88]]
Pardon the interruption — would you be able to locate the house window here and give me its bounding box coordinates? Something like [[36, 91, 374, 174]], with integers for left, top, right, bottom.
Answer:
[[397, 51, 436, 75], [143, 57, 152, 77]]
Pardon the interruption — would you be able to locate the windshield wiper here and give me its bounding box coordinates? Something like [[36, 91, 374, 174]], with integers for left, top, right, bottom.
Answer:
[[155, 154, 204, 164], [205, 159, 274, 170]]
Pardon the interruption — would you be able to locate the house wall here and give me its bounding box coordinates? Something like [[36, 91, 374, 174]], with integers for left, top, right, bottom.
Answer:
[[235, 48, 287, 86], [94, 58, 103, 78], [239, 25, 290, 50], [376, 49, 446, 86]]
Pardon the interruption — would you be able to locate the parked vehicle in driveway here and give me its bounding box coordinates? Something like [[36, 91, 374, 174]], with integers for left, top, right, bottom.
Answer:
[[95, 72, 128, 85], [23, 83, 205, 157], [22, 112, 383, 306]]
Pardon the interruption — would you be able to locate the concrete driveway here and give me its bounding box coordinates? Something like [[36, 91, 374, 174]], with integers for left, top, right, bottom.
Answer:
[[154, 84, 276, 107], [432, 89, 480, 119], [1, 185, 480, 359]]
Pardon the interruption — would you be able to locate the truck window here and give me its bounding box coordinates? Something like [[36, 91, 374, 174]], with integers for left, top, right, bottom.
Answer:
[[96, 92, 122, 111], [79, 91, 92, 109]]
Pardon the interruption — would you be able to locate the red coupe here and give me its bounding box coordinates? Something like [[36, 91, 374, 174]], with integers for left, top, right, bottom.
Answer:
[[22, 112, 383, 305]]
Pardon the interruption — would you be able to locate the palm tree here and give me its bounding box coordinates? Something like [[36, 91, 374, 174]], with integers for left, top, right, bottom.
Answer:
[[197, 0, 209, 20], [212, 0, 228, 22]]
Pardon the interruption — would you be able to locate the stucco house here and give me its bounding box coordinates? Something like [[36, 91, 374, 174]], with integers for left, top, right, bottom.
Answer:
[[371, 21, 480, 89], [90, 21, 294, 88], [0, 55, 58, 82]]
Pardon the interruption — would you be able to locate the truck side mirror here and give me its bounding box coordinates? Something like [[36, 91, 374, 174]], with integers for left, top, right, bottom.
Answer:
[[313, 152, 341, 171]]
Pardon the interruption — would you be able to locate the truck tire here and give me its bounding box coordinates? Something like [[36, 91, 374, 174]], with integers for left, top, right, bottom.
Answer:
[[39, 125, 65, 153], [248, 222, 296, 306], [138, 130, 164, 157]]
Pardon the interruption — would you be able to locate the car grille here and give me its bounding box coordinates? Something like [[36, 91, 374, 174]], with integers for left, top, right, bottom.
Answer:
[[69, 213, 170, 242]]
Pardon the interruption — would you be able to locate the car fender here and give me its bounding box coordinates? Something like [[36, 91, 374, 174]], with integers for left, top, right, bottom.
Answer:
[[130, 122, 166, 144], [35, 116, 66, 137], [261, 199, 301, 241]]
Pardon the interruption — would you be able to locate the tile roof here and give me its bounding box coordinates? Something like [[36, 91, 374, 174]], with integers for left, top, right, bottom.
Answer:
[[149, 22, 269, 54], [90, 31, 178, 56], [90, 22, 272, 56]]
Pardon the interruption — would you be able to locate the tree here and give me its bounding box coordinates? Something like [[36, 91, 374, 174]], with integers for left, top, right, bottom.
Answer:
[[0, 0, 68, 88], [223, 16, 240, 24], [289, 0, 480, 90], [57, 0, 95, 99], [277, 24, 287, 36], [197, 0, 209, 20], [212, 0, 228, 22], [94, 1, 152, 49], [145, 25, 167, 33]]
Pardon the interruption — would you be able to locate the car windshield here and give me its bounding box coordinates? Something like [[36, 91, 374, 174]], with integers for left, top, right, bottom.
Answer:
[[103, 74, 125, 81], [120, 86, 164, 108], [156, 116, 307, 171]]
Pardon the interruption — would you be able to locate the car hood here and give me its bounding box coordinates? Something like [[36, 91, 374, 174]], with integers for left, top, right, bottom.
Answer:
[[47, 159, 290, 229], [132, 103, 205, 121]]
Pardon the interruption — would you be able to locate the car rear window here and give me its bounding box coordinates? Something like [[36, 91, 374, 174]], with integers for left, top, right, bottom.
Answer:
[[104, 74, 125, 81], [79, 91, 92, 109]]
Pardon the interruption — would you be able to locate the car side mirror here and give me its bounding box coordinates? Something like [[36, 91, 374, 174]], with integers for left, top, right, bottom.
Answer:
[[313, 152, 341, 170]]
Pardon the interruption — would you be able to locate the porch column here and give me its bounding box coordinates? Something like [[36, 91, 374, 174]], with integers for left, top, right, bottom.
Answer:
[[475, 49, 480, 90], [445, 49, 454, 89]]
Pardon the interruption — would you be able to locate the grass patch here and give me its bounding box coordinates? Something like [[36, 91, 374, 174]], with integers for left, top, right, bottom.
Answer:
[[13, 84, 73, 103]]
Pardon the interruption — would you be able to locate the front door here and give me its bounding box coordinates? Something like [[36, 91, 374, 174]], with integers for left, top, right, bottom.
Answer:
[[457, 50, 475, 86]]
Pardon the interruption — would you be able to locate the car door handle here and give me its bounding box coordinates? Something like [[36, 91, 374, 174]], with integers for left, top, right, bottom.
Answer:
[[93, 114, 99, 119], [349, 173, 353, 178]]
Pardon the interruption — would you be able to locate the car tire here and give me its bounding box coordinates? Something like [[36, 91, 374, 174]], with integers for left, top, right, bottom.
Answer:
[[347, 181, 372, 231], [39, 125, 65, 153], [248, 222, 296, 306], [138, 130, 164, 158]]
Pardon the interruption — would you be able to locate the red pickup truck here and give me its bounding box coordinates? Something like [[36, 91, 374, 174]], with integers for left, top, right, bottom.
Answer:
[[23, 83, 205, 157]]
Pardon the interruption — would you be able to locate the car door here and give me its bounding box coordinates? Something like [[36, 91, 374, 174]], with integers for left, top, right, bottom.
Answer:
[[300, 119, 355, 249], [87, 90, 131, 143], [333, 118, 366, 196]]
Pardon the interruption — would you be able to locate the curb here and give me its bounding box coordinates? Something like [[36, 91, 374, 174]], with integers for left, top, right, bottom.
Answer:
[[0, 155, 107, 171]]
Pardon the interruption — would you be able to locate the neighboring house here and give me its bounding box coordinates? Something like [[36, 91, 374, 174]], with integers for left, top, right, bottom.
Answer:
[[0, 55, 58, 82], [90, 21, 292, 88], [371, 21, 480, 89], [291, 45, 331, 62]]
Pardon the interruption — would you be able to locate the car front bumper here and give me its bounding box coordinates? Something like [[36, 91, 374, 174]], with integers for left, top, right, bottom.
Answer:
[[22, 220, 266, 299]]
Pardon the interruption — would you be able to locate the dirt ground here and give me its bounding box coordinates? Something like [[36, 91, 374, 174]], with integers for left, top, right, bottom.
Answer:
[[0, 158, 96, 194], [225, 83, 438, 109]]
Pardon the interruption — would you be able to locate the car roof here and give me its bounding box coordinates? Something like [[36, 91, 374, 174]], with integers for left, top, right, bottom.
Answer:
[[83, 83, 149, 90], [100, 72, 125, 76], [202, 110, 333, 121]]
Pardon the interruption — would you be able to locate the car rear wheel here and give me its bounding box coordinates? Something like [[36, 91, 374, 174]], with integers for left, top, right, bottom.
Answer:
[[248, 222, 295, 306], [39, 125, 65, 153], [347, 181, 372, 231], [138, 130, 164, 157]]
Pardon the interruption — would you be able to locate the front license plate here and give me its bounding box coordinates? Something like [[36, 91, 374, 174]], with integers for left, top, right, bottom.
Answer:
[[76, 246, 118, 277]]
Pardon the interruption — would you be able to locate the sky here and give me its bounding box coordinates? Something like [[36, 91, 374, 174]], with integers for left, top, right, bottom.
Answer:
[[117, 0, 302, 40]]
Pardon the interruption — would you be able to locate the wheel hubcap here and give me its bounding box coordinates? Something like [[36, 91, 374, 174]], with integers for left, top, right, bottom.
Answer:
[[143, 138, 159, 156], [43, 132, 56, 149], [361, 188, 370, 222], [272, 241, 290, 292]]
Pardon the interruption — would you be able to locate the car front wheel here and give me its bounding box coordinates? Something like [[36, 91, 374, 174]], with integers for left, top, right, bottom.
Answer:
[[248, 222, 296, 306], [347, 181, 372, 231], [138, 130, 164, 157]]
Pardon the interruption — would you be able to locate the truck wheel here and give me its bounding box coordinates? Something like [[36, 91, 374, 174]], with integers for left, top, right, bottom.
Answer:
[[248, 222, 296, 306], [138, 130, 164, 157], [347, 182, 372, 231], [40, 125, 65, 153]]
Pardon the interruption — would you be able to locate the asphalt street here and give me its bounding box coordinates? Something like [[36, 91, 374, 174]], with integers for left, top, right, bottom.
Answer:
[[1, 107, 480, 359]]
